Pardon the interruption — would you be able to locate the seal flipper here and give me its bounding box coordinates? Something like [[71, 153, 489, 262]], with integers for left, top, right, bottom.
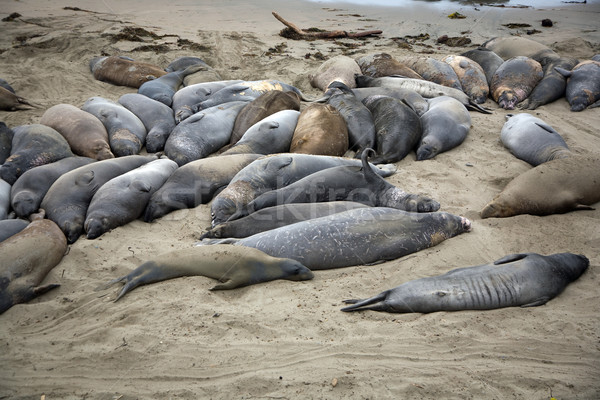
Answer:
[[209, 279, 238, 291], [466, 101, 492, 114], [520, 296, 551, 307], [340, 291, 389, 312], [554, 67, 572, 78], [493, 253, 529, 265], [31, 283, 60, 297]]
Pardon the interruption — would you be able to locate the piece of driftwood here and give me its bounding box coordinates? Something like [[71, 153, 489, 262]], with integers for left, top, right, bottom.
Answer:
[[272, 11, 382, 39]]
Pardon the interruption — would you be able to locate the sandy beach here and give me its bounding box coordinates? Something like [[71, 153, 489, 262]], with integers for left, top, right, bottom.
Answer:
[[1, 0, 599, 399]]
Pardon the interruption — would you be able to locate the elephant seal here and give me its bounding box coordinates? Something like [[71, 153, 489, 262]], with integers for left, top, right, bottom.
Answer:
[[500, 113, 571, 166], [118, 93, 176, 153], [341, 252, 588, 313], [518, 57, 579, 110], [0, 178, 10, 219], [460, 47, 504, 86], [290, 103, 348, 156], [89, 55, 166, 88], [165, 56, 211, 72], [221, 110, 300, 156], [482, 36, 559, 67], [0, 124, 74, 185], [232, 148, 439, 221], [480, 153, 600, 218], [200, 207, 471, 270], [137, 64, 205, 106], [351, 87, 429, 116], [229, 90, 301, 146], [0, 122, 13, 164], [490, 56, 543, 110], [200, 201, 369, 239], [0, 210, 68, 315], [363, 95, 421, 164], [82, 96, 147, 157], [443, 55, 489, 104], [555, 60, 600, 111], [84, 158, 178, 239], [0, 218, 29, 242], [171, 80, 244, 123], [210, 153, 397, 226], [164, 101, 247, 166], [355, 53, 422, 79], [416, 96, 471, 161], [309, 55, 362, 90], [324, 81, 376, 158], [0, 86, 37, 111], [41, 155, 157, 243], [398, 56, 462, 90], [10, 156, 95, 219], [100, 245, 314, 301], [144, 153, 261, 222], [40, 103, 114, 160]]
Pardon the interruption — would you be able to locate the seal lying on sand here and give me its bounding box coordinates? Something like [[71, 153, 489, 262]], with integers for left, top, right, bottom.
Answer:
[[341, 252, 588, 313], [89, 55, 166, 88], [99, 245, 314, 301], [555, 60, 600, 111]]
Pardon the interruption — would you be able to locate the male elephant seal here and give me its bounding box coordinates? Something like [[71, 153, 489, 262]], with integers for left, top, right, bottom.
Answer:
[[341, 252, 588, 313], [309, 55, 362, 90], [100, 245, 314, 301], [84, 158, 179, 239], [490, 56, 543, 109], [480, 153, 600, 218], [144, 153, 261, 222], [355, 53, 422, 79], [200, 207, 471, 270], [41, 155, 157, 243], [89, 55, 167, 88], [416, 96, 471, 161], [0, 124, 74, 185], [460, 47, 504, 86], [0, 122, 13, 164], [118, 93, 176, 153], [500, 113, 571, 166], [137, 64, 205, 106], [362, 95, 421, 163], [40, 103, 114, 160], [232, 148, 439, 221], [0, 210, 68, 315], [518, 57, 579, 110], [11, 156, 96, 219], [82, 96, 147, 157], [555, 60, 600, 111], [290, 103, 348, 156], [210, 153, 397, 226], [443, 55, 489, 104]]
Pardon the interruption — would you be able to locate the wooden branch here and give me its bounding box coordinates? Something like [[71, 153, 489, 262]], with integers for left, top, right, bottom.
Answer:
[[272, 11, 382, 39]]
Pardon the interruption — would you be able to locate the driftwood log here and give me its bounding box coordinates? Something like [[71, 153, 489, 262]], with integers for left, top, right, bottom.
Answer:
[[272, 11, 382, 39]]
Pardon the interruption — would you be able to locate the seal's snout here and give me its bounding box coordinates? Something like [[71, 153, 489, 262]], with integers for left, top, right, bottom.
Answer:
[[461, 217, 472, 232]]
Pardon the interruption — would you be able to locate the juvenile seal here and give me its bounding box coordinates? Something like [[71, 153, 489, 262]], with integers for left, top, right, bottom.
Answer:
[[0, 122, 13, 164], [164, 101, 247, 166], [144, 153, 261, 222], [341, 252, 588, 313], [89, 55, 166, 88], [137, 64, 205, 106], [398, 56, 462, 90], [460, 47, 504, 86], [171, 80, 244, 123], [41, 155, 157, 243], [355, 53, 422, 79], [0, 210, 67, 314], [363, 95, 421, 163], [0, 124, 74, 185], [84, 158, 179, 239], [10, 156, 95, 219], [40, 103, 114, 160], [481, 153, 600, 218], [309, 55, 362, 90], [289, 103, 348, 156], [518, 57, 579, 110], [165, 56, 211, 72], [118, 93, 176, 153], [100, 245, 314, 301], [0, 86, 36, 111], [482, 36, 559, 66], [229, 90, 301, 146], [416, 96, 471, 161], [0, 218, 29, 242], [490, 56, 543, 109], [443, 55, 489, 104], [200, 207, 471, 270], [220, 110, 300, 156], [500, 113, 571, 166], [82, 96, 147, 157], [555, 60, 600, 111]]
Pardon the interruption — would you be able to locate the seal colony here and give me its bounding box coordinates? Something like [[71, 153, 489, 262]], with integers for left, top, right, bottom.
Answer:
[[0, 4, 599, 397]]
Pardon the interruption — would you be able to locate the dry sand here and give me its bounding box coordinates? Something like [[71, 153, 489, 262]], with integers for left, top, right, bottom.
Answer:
[[1, 0, 599, 399]]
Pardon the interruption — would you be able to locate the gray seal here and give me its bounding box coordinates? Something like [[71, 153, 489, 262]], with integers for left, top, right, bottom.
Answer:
[[137, 64, 205, 106], [398, 56, 462, 90], [351, 87, 429, 116], [309, 55, 362, 90], [416, 96, 471, 161], [500, 113, 571, 166], [482, 36, 560, 67], [171, 80, 244, 123], [200, 207, 471, 270], [341, 252, 588, 313], [99, 245, 314, 301], [460, 47, 504, 86], [555, 60, 600, 111], [518, 56, 579, 110], [0, 178, 10, 219], [0, 122, 13, 164], [0, 218, 29, 242]]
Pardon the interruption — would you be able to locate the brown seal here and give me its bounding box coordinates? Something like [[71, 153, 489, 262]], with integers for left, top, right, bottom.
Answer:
[[443, 55, 489, 104], [289, 103, 348, 156], [490, 56, 543, 110], [398, 56, 462, 90], [89, 56, 167, 88], [0, 86, 37, 111], [355, 53, 422, 79], [309, 55, 362, 90], [40, 104, 114, 160]]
